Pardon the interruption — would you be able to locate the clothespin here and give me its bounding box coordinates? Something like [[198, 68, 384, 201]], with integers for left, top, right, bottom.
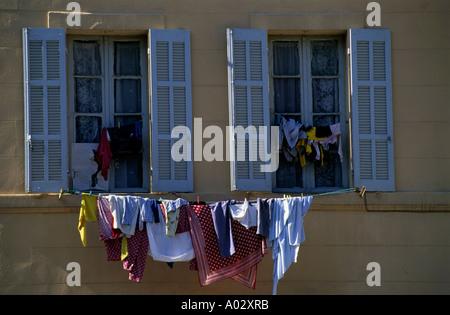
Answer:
[[118, 121, 121, 129], [89, 191, 92, 196], [359, 186, 367, 198], [197, 195, 200, 204], [59, 189, 64, 200]]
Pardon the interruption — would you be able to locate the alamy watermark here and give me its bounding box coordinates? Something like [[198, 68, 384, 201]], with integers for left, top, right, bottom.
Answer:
[[366, 262, 381, 287], [66, 2, 81, 27], [171, 118, 280, 173]]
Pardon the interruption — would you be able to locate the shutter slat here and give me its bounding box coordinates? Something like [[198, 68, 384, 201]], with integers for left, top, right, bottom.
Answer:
[[23, 28, 68, 193], [350, 29, 394, 191], [150, 29, 193, 192], [227, 28, 271, 191]]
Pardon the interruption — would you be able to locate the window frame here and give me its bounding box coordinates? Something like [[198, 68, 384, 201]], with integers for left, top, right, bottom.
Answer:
[[67, 34, 150, 193], [268, 35, 349, 193]]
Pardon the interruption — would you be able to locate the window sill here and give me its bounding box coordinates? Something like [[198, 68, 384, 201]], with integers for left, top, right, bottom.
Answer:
[[0, 192, 449, 213]]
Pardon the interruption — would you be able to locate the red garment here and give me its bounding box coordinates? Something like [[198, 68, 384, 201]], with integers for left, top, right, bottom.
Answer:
[[96, 127, 112, 181], [123, 228, 149, 283], [188, 204, 267, 289]]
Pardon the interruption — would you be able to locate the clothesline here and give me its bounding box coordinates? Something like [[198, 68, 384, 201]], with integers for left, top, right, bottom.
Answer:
[[61, 186, 363, 201], [76, 186, 365, 294]]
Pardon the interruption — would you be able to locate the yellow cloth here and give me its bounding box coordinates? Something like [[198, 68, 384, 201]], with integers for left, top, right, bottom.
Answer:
[[306, 128, 324, 166], [306, 127, 324, 141], [296, 139, 313, 167], [78, 193, 98, 247], [121, 237, 128, 260]]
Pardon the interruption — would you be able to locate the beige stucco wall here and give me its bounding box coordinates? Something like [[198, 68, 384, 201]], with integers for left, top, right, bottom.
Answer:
[[0, 0, 449, 295], [1, 208, 449, 294]]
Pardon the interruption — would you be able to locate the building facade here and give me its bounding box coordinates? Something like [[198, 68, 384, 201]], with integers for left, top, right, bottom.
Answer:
[[0, 0, 449, 294]]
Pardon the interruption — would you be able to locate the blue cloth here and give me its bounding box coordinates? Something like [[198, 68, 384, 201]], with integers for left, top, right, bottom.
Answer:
[[210, 200, 235, 258], [120, 196, 139, 225], [163, 198, 188, 212], [268, 196, 313, 295], [256, 198, 273, 238], [139, 198, 160, 223]]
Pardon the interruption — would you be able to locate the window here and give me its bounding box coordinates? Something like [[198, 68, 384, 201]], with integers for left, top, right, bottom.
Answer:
[[226, 28, 394, 192], [23, 28, 193, 193], [269, 36, 348, 192], [68, 36, 149, 192]]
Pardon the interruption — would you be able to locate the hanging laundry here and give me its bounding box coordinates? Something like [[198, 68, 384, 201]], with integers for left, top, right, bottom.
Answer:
[[94, 127, 112, 181], [210, 200, 235, 258], [97, 195, 123, 261], [256, 198, 274, 238], [78, 193, 98, 247], [122, 227, 149, 282], [161, 198, 188, 236], [109, 195, 140, 237], [137, 197, 160, 230], [315, 125, 332, 138], [320, 123, 343, 162], [188, 204, 267, 289], [146, 204, 195, 262], [279, 116, 305, 149], [229, 199, 258, 229], [268, 196, 313, 295]]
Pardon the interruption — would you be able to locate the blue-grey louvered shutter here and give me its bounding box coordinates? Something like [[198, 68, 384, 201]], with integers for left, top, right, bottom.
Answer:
[[227, 28, 271, 191], [149, 29, 193, 192], [350, 29, 395, 191], [23, 28, 68, 193]]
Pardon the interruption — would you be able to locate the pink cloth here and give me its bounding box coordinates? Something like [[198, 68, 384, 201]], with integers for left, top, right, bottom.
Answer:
[[188, 204, 267, 289]]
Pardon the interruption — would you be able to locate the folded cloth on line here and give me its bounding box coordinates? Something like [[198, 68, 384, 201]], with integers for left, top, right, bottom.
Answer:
[[188, 204, 267, 289]]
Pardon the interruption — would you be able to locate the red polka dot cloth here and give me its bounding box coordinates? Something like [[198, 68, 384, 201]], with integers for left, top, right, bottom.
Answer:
[[122, 228, 149, 282], [188, 204, 267, 289]]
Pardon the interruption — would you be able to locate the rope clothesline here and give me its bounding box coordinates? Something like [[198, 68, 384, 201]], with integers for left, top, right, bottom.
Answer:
[[59, 186, 365, 200]]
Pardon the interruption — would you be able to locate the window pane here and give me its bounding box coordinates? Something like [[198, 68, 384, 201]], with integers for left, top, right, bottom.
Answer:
[[75, 78, 102, 113], [315, 145, 342, 187], [276, 154, 303, 188], [76, 116, 101, 143], [311, 40, 338, 76], [73, 41, 101, 76], [273, 41, 299, 76], [312, 78, 339, 113], [114, 115, 141, 128], [274, 78, 301, 113], [313, 115, 339, 127], [115, 79, 141, 113], [114, 153, 143, 188], [114, 41, 140, 76]]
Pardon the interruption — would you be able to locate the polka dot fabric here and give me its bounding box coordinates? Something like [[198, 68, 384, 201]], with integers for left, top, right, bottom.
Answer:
[[188, 204, 267, 289]]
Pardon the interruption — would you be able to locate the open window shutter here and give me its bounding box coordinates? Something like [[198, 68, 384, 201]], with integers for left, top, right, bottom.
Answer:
[[23, 28, 68, 193], [350, 29, 395, 191], [227, 28, 271, 191], [149, 29, 193, 192]]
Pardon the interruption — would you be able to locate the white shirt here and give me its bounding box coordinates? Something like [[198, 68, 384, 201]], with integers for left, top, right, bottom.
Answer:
[[229, 199, 258, 229]]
